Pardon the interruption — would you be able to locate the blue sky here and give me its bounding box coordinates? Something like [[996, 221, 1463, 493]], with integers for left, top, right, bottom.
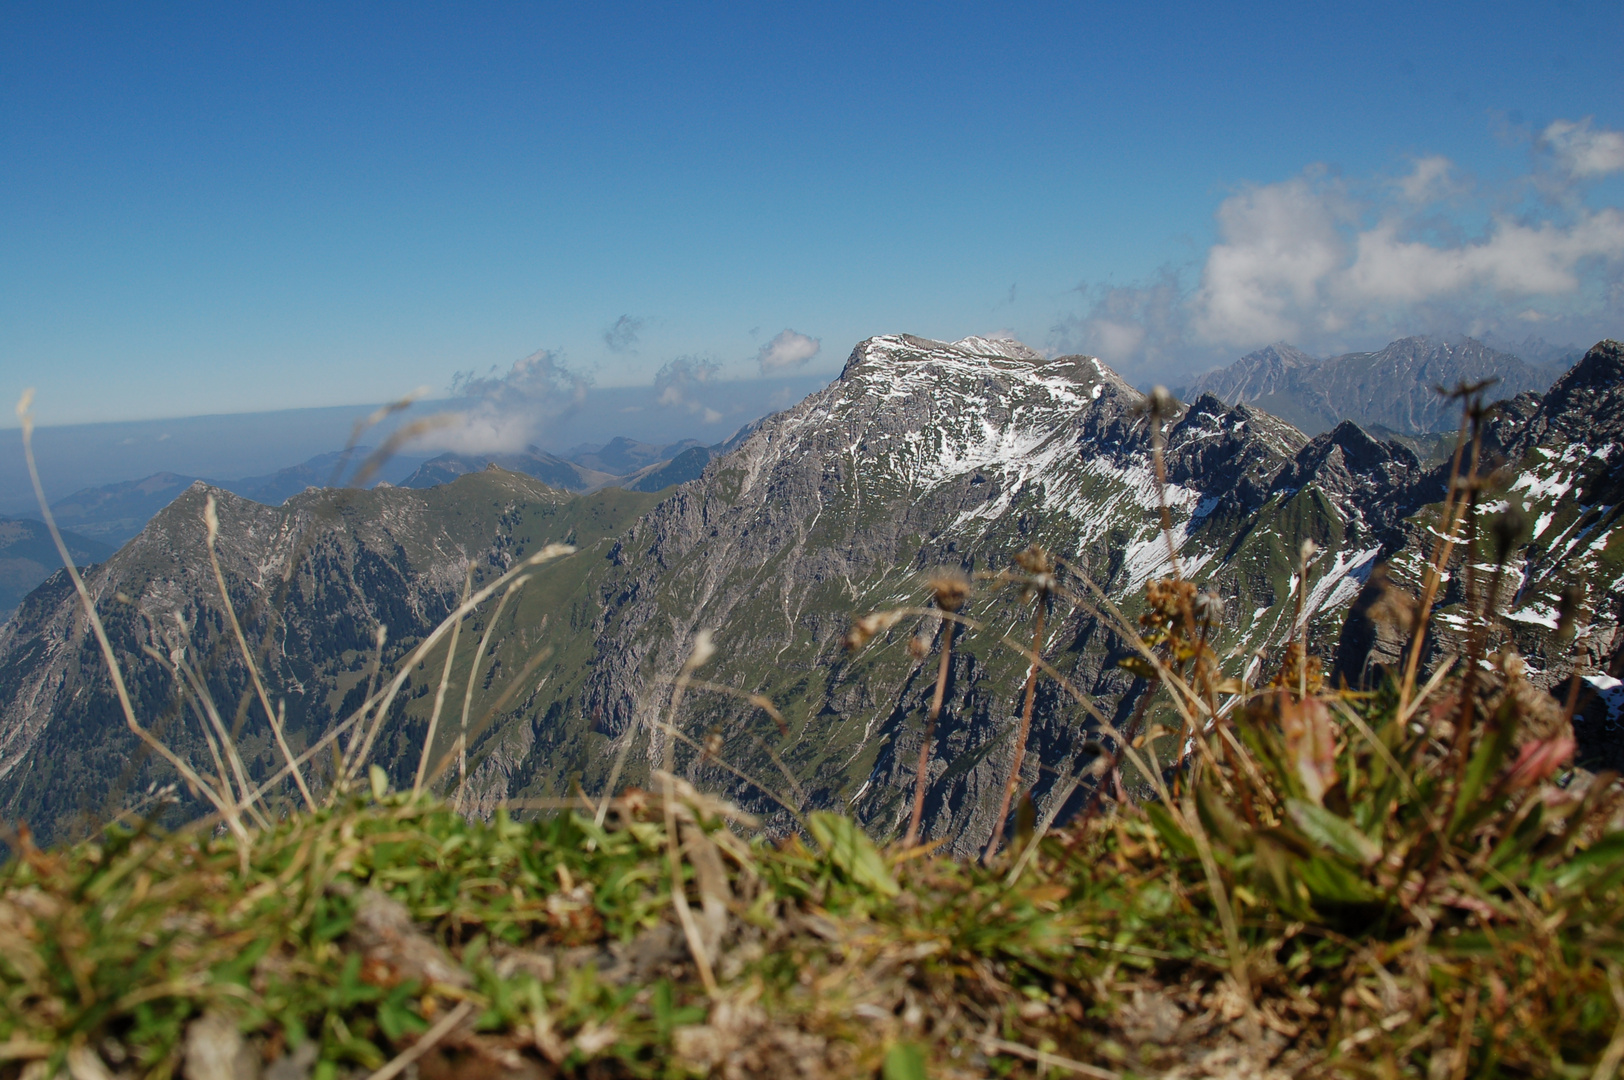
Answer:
[[3, 1, 1622, 433]]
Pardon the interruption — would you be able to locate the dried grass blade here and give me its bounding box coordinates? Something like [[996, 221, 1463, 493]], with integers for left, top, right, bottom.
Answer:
[[15, 391, 252, 850], [203, 495, 316, 810], [453, 575, 527, 812]]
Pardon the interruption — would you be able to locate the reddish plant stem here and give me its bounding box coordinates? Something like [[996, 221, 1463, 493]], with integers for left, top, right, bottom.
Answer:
[[904, 619, 956, 847], [985, 599, 1047, 863]]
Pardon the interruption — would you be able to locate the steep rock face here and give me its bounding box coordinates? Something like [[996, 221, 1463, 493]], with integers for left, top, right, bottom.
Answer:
[[569, 335, 1395, 853], [1497, 342, 1624, 759], [1337, 342, 1624, 767], [0, 471, 582, 842], [1161, 394, 1308, 521], [1184, 344, 1317, 405], [1272, 422, 1433, 541]]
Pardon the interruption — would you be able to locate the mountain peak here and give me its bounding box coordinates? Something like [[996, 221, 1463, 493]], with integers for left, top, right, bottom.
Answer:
[[951, 335, 1047, 361], [841, 334, 1056, 377]]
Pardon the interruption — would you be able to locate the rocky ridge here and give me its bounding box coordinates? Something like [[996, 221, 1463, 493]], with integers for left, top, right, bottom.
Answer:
[[0, 334, 1619, 852]]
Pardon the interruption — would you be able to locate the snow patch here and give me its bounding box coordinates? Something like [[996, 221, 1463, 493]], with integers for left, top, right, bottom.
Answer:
[[1585, 674, 1624, 728]]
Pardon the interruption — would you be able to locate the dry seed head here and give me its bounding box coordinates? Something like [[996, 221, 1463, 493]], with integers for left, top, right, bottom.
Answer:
[[682, 629, 716, 672], [1192, 589, 1223, 626], [1013, 543, 1056, 600], [1013, 543, 1053, 576], [907, 633, 931, 661], [1499, 648, 1526, 681], [16, 389, 35, 436], [1143, 577, 1196, 625], [1144, 384, 1176, 420], [843, 610, 904, 651], [1491, 508, 1525, 564], [925, 567, 971, 612], [1366, 569, 1420, 635], [1555, 584, 1583, 640]]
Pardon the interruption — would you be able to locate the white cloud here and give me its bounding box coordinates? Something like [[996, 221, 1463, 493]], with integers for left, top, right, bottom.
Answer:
[[1190, 146, 1624, 349], [756, 329, 821, 373], [1192, 175, 1351, 344], [654, 356, 725, 423], [1049, 122, 1624, 382], [1543, 117, 1624, 179], [1395, 155, 1464, 204], [1048, 270, 1205, 383], [435, 348, 589, 454]]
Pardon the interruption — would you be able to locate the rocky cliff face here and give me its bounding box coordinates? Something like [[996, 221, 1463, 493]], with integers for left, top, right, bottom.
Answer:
[[0, 471, 603, 842], [562, 336, 1421, 852], [1335, 341, 1624, 764]]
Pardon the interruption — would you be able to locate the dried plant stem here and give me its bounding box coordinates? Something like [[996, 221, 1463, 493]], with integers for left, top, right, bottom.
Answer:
[[144, 645, 241, 817], [652, 719, 804, 822], [1293, 539, 1316, 699], [203, 496, 317, 810], [658, 769, 719, 999], [170, 650, 271, 829], [986, 599, 1047, 862], [1002, 770, 1082, 886], [414, 565, 473, 797], [340, 625, 389, 781], [454, 576, 528, 813], [324, 544, 571, 799], [1398, 404, 1477, 716], [1594, 965, 1624, 1080], [980, 1037, 1122, 1079], [595, 722, 644, 829], [363, 1000, 475, 1080], [15, 391, 252, 851], [905, 617, 955, 847], [421, 643, 558, 794], [749, 734, 807, 813], [1146, 387, 1184, 580]]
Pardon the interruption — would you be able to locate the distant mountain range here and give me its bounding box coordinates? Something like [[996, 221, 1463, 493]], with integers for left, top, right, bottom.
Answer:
[[0, 433, 747, 626], [1178, 335, 1577, 435], [39, 450, 432, 548], [3, 333, 1617, 851], [0, 518, 112, 620], [397, 433, 759, 497]]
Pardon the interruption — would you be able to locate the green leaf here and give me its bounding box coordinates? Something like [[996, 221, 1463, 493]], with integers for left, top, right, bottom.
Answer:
[[806, 812, 899, 897], [1196, 780, 1251, 852], [1550, 833, 1624, 891], [1143, 802, 1197, 858], [1297, 855, 1378, 905], [1449, 716, 1515, 836], [883, 1041, 928, 1080], [1285, 799, 1381, 867]]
